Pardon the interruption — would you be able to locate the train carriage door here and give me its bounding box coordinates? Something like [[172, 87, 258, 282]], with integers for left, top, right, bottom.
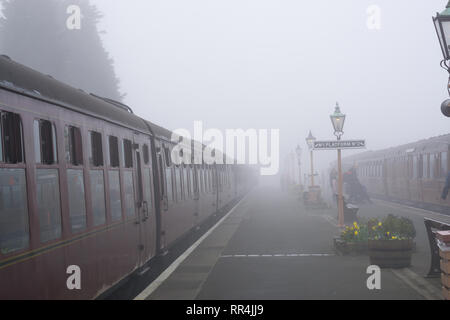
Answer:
[[133, 134, 154, 269]]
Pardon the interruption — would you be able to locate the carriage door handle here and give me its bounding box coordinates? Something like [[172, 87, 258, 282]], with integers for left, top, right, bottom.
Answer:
[[142, 201, 149, 222]]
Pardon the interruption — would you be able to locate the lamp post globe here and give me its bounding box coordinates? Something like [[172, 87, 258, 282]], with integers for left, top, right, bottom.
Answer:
[[433, 2, 450, 117], [306, 131, 316, 150], [330, 102, 346, 140], [433, 1, 450, 61], [442, 99, 450, 117]]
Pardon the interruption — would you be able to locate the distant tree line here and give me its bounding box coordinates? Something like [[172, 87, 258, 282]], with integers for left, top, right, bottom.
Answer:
[[0, 0, 123, 101]]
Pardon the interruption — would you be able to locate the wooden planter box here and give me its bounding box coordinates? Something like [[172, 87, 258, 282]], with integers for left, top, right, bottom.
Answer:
[[440, 259, 450, 275], [439, 248, 450, 260], [442, 273, 450, 288], [368, 239, 413, 268], [334, 238, 368, 255]]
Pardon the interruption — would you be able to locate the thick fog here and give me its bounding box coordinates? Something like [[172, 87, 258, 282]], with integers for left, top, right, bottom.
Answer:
[[4, 0, 449, 181], [90, 0, 448, 181]]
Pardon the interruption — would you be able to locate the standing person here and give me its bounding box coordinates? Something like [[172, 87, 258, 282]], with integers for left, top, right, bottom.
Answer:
[[442, 171, 450, 200]]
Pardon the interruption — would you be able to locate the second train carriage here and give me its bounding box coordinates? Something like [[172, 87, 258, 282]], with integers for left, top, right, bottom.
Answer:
[[338, 134, 450, 211], [0, 55, 256, 299]]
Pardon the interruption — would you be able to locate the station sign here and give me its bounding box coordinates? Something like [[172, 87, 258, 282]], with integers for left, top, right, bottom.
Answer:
[[313, 140, 366, 150]]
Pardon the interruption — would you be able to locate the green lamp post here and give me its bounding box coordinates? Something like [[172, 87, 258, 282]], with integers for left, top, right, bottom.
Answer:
[[305, 131, 316, 187], [330, 102, 346, 227], [433, 1, 450, 117]]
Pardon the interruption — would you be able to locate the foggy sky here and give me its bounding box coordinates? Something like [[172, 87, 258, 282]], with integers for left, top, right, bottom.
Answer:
[[7, 1, 450, 178]]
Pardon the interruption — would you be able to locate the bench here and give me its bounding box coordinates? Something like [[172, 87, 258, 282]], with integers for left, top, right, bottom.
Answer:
[[335, 196, 359, 223], [424, 218, 450, 278]]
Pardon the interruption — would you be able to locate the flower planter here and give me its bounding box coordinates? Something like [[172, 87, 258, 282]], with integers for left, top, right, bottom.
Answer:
[[334, 238, 368, 255], [368, 239, 413, 268]]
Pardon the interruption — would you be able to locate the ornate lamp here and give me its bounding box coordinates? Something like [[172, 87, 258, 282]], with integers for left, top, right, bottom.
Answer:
[[330, 102, 346, 140]]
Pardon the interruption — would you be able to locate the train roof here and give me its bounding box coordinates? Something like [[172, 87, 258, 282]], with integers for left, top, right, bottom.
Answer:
[[0, 55, 151, 134], [0, 55, 244, 165], [143, 120, 174, 142], [343, 134, 450, 163]]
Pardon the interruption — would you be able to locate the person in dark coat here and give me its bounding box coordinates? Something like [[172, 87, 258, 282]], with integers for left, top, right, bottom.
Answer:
[[442, 171, 450, 200], [344, 166, 372, 204]]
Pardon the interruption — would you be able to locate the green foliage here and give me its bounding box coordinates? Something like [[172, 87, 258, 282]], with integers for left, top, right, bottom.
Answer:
[[367, 214, 416, 240], [341, 222, 368, 243], [341, 215, 416, 242]]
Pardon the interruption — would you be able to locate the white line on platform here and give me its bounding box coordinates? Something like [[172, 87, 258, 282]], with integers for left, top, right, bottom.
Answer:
[[220, 253, 335, 258], [133, 195, 249, 300], [374, 200, 450, 223]]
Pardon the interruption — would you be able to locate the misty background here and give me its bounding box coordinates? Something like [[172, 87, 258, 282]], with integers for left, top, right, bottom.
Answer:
[[1, 0, 449, 184]]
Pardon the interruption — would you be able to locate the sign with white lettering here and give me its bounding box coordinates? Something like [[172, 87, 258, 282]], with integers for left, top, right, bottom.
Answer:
[[313, 140, 366, 150]]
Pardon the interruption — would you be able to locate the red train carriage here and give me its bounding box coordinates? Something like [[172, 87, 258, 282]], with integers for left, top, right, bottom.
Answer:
[[0, 55, 255, 299], [340, 135, 450, 212]]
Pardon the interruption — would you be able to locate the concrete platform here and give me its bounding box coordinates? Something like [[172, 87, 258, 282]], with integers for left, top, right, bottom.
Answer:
[[138, 186, 444, 300]]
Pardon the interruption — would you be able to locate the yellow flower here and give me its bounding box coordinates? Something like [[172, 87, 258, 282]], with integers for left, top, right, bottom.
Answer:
[[378, 222, 382, 226], [354, 231, 358, 236], [392, 236, 398, 240], [387, 232, 390, 235]]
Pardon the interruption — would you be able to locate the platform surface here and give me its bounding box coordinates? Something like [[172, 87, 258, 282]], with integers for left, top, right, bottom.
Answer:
[[142, 186, 445, 300]]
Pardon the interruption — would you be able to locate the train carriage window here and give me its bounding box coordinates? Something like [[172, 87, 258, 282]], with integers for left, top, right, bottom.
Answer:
[[0, 169, 29, 254], [67, 169, 87, 233], [430, 154, 437, 179], [183, 166, 189, 199], [90, 170, 106, 226], [36, 169, 62, 243], [200, 167, 204, 193], [123, 171, 135, 217], [123, 139, 133, 168], [0, 111, 24, 164], [143, 168, 152, 209], [205, 168, 210, 192], [209, 168, 213, 192], [212, 167, 217, 190], [143, 144, 150, 165], [165, 167, 174, 203], [108, 171, 122, 222], [108, 136, 120, 168], [34, 120, 57, 165], [423, 155, 429, 179], [197, 168, 202, 194], [175, 166, 182, 201], [412, 156, 418, 179], [190, 166, 195, 195], [89, 131, 104, 167], [441, 152, 448, 177], [164, 147, 172, 167], [65, 126, 83, 166]]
